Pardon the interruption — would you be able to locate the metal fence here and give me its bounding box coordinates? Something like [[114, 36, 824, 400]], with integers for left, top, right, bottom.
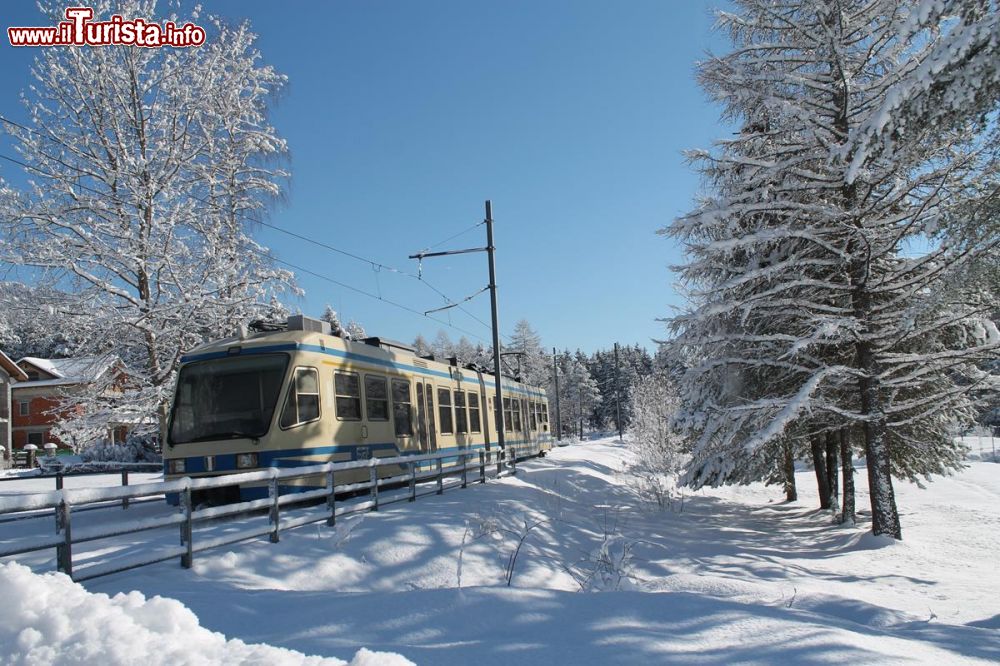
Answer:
[[0, 446, 523, 582]]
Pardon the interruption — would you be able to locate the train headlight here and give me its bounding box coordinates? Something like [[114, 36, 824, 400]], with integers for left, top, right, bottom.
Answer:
[[236, 453, 258, 469], [167, 459, 186, 474]]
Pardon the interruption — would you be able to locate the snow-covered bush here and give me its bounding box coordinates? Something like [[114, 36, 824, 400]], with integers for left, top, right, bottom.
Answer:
[[624, 374, 685, 509], [81, 434, 160, 464]]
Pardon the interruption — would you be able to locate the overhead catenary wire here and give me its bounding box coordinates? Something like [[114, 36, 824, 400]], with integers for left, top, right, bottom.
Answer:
[[0, 116, 506, 341], [1, 113, 507, 341], [424, 285, 489, 316], [0, 148, 493, 344]]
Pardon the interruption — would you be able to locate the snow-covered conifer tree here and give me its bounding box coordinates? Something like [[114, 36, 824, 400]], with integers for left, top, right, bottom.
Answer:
[[508, 320, 549, 386], [666, 0, 1000, 538], [321, 305, 344, 337], [345, 320, 367, 341], [431, 331, 454, 360], [412, 334, 432, 357]]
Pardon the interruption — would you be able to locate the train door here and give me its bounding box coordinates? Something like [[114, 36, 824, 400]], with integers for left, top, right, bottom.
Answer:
[[414, 382, 439, 452], [425, 382, 437, 451], [416, 383, 428, 450]]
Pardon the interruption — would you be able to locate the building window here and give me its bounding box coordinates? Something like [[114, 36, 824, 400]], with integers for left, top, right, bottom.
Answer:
[[454, 390, 467, 434], [19, 400, 29, 416], [468, 392, 481, 433], [437, 387, 453, 434], [25, 371, 39, 382], [280, 367, 321, 428], [334, 371, 362, 421], [27, 432, 44, 446], [391, 379, 413, 437]]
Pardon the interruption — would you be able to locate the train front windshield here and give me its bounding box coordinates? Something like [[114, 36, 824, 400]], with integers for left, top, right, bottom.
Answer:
[[168, 354, 289, 445]]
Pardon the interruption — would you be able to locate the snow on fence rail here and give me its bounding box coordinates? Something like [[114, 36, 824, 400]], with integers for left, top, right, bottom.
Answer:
[[0, 446, 523, 582]]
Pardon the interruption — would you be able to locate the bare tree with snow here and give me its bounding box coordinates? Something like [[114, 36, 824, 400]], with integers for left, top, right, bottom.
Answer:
[[0, 1, 296, 441]]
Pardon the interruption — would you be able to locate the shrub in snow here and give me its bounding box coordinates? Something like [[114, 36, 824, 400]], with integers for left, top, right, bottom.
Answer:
[[0, 562, 413, 665], [80, 434, 161, 464], [582, 534, 638, 592], [624, 375, 685, 510]]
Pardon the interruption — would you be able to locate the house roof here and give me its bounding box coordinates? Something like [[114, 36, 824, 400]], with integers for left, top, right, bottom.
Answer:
[[0, 349, 28, 381], [16, 355, 118, 388]]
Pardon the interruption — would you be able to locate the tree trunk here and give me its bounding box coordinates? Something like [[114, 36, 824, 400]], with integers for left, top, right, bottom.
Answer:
[[810, 436, 830, 510], [783, 442, 797, 502], [857, 339, 902, 539], [832, 33, 902, 539], [839, 427, 856, 525], [825, 431, 839, 510]]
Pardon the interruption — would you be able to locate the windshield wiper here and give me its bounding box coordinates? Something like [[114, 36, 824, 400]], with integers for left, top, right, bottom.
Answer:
[[182, 431, 262, 443]]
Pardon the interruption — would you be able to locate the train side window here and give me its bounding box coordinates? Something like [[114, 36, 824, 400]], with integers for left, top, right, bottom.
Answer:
[[512, 398, 522, 432], [437, 387, 453, 434], [454, 390, 468, 434], [530, 401, 538, 430], [391, 379, 413, 436], [280, 367, 320, 428], [365, 375, 389, 421], [468, 392, 481, 433], [502, 397, 513, 432], [334, 371, 362, 420]]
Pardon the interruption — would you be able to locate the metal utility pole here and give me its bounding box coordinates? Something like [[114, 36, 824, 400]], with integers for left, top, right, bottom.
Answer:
[[614, 342, 623, 441], [485, 202, 505, 451], [552, 347, 561, 442], [409, 200, 506, 452]]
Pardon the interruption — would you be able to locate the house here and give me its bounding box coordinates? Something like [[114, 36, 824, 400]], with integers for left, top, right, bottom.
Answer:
[[0, 349, 29, 468], [11, 355, 128, 452]]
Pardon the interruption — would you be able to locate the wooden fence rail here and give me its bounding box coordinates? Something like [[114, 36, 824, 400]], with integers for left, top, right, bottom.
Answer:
[[0, 445, 526, 582]]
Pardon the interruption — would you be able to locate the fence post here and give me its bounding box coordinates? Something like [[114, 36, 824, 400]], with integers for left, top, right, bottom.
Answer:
[[461, 453, 468, 489], [326, 468, 336, 526], [370, 462, 379, 511], [121, 470, 130, 510], [56, 499, 72, 577], [511, 446, 517, 476], [54, 475, 64, 533], [497, 449, 503, 477], [409, 462, 417, 502], [268, 476, 280, 543], [436, 457, 444, 495], [479, 451, 486, 484], [180, 485, 193, 568]]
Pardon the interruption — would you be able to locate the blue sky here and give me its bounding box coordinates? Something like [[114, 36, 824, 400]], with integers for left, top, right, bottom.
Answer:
[[0, 1, 730, 354]]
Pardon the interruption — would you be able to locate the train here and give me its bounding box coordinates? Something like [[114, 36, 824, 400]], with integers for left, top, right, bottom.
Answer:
[[163, 315, 552, 503]]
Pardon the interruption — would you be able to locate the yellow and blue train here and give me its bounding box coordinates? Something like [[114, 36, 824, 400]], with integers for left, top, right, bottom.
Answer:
[[163, 315, 551, 502]]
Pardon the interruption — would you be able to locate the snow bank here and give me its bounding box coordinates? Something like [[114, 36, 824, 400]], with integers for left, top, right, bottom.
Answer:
[[0, 563, 413, 666]]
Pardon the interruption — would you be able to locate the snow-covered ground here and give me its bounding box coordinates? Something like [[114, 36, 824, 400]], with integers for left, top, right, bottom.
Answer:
[[2, 436, 998, 664]]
